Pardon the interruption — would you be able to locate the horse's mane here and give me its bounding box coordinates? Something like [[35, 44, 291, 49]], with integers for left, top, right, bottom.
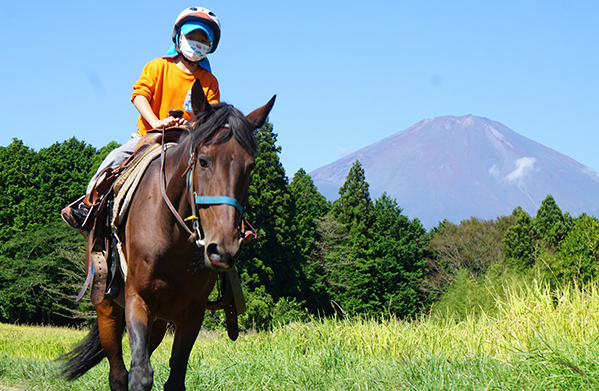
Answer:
[[182, 103, 257, 155]]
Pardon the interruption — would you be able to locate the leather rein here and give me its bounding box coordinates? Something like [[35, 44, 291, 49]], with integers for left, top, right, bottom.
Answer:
[[158, 125, 244, 248]]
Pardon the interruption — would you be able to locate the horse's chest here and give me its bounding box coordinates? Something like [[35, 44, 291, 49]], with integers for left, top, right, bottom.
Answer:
[[148, 253, 215, 291]]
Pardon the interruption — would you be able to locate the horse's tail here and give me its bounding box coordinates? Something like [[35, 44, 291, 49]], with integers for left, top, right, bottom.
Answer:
[[58, 321, 106, 380]]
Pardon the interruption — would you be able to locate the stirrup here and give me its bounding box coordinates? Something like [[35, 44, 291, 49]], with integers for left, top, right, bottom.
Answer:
[[242, 230, 256, 245], [240, 218, 257, 246], [61, 196, 92, 237]]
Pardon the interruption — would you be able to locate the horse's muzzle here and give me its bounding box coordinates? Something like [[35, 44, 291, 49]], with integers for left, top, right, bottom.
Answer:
[[205, 243, 237, 271]]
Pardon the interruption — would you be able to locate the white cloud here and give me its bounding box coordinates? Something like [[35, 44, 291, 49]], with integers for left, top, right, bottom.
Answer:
[[506, 157, 536, 182], [488, 164, 500, 177], [336, 145, 354, 155]]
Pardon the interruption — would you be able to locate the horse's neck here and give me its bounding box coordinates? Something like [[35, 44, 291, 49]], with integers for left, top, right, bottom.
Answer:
[[165, 143, 191, 180]]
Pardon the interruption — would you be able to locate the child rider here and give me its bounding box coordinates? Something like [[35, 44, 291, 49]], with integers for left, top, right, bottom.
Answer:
[[62, 7, 255, 243]]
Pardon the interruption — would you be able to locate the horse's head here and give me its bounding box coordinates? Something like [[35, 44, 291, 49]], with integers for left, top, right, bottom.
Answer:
[[187, 80, 275, 270]]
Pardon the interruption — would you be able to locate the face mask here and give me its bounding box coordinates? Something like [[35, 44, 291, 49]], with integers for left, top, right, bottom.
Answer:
[[179, 35, 211, 62]]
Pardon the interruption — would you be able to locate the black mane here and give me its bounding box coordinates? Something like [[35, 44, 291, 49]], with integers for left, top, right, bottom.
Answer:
[[184, 103, 257, 155]]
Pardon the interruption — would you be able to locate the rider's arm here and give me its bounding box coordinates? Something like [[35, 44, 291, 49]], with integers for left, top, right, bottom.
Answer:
[[133, 95, 185, 129]]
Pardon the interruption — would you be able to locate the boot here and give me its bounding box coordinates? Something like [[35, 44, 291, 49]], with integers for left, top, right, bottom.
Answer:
[[61, 202, 91, 237]]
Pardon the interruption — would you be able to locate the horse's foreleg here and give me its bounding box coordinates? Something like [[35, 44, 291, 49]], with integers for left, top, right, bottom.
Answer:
[[126, 293, 154, 391], [164, 312, 205, 391], [96, 300, 128, 391]]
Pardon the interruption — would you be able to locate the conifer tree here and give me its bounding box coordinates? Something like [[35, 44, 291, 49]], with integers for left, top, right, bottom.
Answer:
[[327, 160, 376, 315], [309, 214, 350, 314], [372, 193, 428, 317], [288, 169, 330, 256], [289, 169, 330, 310], [330, 160, 373, 248], [239, 120, 303, 301], [556, 214, 599, 283], [503, 207, 536, 270], [533, 194, 570, 248]]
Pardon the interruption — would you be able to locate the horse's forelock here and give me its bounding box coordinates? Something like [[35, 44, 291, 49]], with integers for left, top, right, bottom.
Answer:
[[187, 103, 257, 155]]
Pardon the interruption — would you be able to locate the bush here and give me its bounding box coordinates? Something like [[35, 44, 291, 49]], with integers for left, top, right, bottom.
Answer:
[[430, 263, 530, 321], [203, 285, 310, 333]]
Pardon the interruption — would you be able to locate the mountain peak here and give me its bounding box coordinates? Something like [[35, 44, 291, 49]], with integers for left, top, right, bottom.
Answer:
[[311, 115, 599, 229]]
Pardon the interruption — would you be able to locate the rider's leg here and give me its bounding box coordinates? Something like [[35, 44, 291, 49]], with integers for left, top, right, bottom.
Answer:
[[61, 133, 141, 229], [86, 133, 141, 194]]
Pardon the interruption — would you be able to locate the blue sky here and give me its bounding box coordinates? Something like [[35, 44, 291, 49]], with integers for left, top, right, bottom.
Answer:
[[1, 0, 597, 179]]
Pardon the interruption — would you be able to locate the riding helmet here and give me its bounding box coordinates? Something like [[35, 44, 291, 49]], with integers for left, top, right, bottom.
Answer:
[[172, 7, 221, 54]]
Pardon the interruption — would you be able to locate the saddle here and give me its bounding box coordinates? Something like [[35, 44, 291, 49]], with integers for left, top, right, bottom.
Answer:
[[76, 127, 246, 340]]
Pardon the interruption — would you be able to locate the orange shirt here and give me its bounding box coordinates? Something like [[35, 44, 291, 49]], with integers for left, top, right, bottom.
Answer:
[[131, 57, 220, 135]]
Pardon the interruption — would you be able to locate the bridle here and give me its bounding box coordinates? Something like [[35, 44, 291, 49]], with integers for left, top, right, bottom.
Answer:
[[159, 124, 244, 248]]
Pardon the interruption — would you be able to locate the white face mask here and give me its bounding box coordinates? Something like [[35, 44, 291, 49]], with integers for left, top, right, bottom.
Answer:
[[179, 35, 211, 62]]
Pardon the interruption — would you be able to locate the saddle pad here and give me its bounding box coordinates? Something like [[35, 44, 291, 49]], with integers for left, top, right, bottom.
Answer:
[[111, 143, 176, 279], [111, 143, 175, 227]]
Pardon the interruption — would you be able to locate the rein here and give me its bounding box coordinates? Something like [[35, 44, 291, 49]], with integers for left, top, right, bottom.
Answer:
[[158, 124, 244, 248], [159, 126, 195, 240]]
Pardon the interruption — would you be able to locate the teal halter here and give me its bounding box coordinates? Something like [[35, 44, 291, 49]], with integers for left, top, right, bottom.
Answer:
[[193, 195, 243, 215]]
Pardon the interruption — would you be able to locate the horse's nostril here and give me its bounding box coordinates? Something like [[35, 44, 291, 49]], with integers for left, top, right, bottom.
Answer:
[[205, 243, 235, 270], [206, 243, 221, 262]]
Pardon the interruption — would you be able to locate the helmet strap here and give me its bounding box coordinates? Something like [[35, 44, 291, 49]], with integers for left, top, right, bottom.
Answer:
[[181, 54, 199, 65], [178, 53, 200, 72]]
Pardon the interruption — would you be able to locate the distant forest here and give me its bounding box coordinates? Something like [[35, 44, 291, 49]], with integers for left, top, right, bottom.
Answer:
[[1, 121, 598, 329]]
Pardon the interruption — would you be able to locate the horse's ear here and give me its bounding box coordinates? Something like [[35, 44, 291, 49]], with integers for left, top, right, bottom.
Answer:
[[246, 95, 276, 129], [191, 79, 211, 115]]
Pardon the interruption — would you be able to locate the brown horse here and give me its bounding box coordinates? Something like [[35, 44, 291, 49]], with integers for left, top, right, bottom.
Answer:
[[60, 81, 275, 391]]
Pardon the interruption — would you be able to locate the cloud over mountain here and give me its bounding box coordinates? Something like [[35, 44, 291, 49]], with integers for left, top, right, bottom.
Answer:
[[505, 157, 536, 183]]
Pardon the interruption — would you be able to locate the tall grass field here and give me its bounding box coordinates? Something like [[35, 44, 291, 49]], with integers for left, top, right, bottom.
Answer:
[[2, 280, 599, 390]]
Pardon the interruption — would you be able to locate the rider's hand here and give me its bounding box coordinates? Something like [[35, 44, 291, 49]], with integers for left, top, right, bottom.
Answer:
[[152, 116, 188, 128]]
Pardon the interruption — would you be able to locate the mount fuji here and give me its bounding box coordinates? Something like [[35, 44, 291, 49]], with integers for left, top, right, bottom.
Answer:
[[309, 115, 599, 229]]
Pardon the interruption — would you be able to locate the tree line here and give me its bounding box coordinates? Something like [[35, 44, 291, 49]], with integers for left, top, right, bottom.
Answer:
[[1, 122, 598, 329]]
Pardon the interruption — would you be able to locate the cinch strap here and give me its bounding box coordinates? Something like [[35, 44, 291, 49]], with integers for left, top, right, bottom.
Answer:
[[194, 195, 243, 215]]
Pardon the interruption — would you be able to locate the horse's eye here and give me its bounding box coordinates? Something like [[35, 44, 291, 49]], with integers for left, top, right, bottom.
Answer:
[[198, 158, 209, 168]]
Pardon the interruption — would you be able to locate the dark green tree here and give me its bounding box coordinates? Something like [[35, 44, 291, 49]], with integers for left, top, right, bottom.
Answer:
[[289, 169, 330, 312], [309, 214, 351, 315], [288, 168, 330, 257], [0, 139, 38, 240], [330, 160, 373, 247], [89, 140, 120, 180], [327, 160, 376, 315], [0, 138, 98, 240], [36, 138, 98, 224], [503, 207, 536, 270], [239, 120, 304, 301], [555, 214, 599, 284], [288, 169, 330, 310], [0, 221, 92, 325], [533, 194, 570, 248], [0, 138, 105, 326], [371, 193, 428, 318]]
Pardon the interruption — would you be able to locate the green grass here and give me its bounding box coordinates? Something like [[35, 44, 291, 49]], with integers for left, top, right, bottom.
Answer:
[[2, 281, 599, 390]]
